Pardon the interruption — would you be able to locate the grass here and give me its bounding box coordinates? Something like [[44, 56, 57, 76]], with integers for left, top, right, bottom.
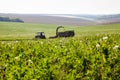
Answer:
[[0, 22, 57, 39], [0, 22, 120, 40]]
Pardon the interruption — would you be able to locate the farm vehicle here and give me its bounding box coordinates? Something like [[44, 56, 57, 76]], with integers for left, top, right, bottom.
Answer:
[[35, 32, 46, 39], [34, 26, 75, 39]]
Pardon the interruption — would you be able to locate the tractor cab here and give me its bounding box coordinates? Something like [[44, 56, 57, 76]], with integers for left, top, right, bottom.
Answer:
[[35, 32, 46, 39]]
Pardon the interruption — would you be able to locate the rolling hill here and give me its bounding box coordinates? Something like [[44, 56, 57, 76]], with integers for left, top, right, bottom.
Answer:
[[0, 13, 120, 26]]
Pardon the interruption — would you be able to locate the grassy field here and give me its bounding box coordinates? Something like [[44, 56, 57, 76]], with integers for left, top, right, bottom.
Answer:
[[0, 22, 120, 79], [0, 22, 120, 40]]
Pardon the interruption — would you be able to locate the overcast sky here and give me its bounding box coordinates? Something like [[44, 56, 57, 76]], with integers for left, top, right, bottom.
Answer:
[[0, 0, 120, 14]]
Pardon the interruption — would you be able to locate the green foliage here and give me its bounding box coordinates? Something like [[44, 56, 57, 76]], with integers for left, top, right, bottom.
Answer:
[[0, 33, 120, 80], [0, 22, 120, 79], [0, 17, 24, 23]]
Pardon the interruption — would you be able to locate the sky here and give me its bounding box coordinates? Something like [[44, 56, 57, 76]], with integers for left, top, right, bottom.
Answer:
[[0, 0, 120, 14]]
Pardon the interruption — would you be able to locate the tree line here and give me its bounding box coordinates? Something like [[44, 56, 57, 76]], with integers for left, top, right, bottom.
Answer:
[[0, 16, 24, 23]]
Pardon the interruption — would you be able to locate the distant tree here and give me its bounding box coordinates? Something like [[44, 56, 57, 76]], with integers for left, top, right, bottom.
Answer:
[[11, 18, 24, 23], [0, 17, 10, 21], [0, 16, 24, 23], [0, 17, 3, 21], [3, 17, 11, 21]]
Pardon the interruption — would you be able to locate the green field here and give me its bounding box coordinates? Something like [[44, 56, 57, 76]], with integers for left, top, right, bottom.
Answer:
[[0, 22, 120, 79], [0, 22, 120, 40]]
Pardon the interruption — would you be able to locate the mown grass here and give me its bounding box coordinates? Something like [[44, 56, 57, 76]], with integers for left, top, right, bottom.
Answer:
[[0, 22, 57, 40], [0, 22, 120, 40]]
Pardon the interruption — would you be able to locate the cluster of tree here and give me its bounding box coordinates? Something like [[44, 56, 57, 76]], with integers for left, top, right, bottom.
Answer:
[[0, 16, 24, 23]]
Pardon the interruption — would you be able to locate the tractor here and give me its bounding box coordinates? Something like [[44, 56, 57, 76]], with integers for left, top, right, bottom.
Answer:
[[35, 32, 46, 39]]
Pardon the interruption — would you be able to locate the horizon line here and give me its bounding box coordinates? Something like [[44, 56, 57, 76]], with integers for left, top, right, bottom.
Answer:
[[0, 12, 120, 15]]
